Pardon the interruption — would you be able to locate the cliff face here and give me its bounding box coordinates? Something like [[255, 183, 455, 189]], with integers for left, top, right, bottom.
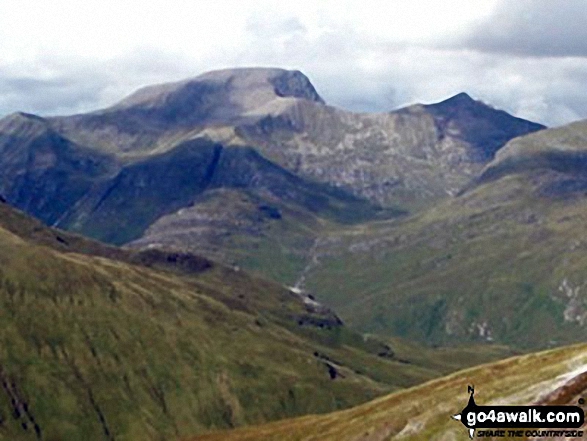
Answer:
[[234, 92, 544, 206]]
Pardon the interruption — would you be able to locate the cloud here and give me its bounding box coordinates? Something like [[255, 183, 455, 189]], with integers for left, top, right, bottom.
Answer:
[[0, 50, 204, 117], [0, 65, 108, 116], [0, 0, 587, 128], [453, 0, 587, 58]]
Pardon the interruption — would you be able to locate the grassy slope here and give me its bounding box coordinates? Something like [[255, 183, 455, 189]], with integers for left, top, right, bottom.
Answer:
[[192, 343, 587, 441], [129, 188, 349, 286], [127, 168, 403, 285], [302, 170, 587, 348], [0, 203, 514, 440]]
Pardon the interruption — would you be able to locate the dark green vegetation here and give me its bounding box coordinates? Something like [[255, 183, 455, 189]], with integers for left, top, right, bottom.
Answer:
[[0, 201, 513, 440]]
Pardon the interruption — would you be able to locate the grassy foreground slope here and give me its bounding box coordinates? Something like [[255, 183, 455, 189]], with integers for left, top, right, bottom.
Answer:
[[0, 202, 513, 440], [193, 343, 587, 441]]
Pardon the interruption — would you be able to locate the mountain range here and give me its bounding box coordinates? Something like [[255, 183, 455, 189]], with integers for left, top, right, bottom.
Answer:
[[3, 66, 587, 439], [2, 67, 585, 351]]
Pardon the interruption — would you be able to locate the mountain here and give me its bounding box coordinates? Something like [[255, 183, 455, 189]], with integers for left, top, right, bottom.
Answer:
[[0, 112, 117, 226], [192, 342, 587, 441], [477, 118, 587, 192], [45, 69, 541, 207], [0, 68, 542, 285], [295, 118, 587, 349], [61, 139, 394, 245], [0, 112, 393, 242], [0, 200, 513, 440], [0, 67, 543, 214], [127, 187, 329, 283], [48, 68, 325, 155], [0, 66, 575, 438], [233, 90, 544, 207], [0, 67, 549, 347]]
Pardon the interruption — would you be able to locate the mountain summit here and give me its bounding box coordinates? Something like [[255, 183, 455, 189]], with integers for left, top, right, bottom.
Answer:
[[434, 91, 476, 106], [0, 67, 546, 293], [421, 92, 545, 162], [112, 67, 325, 116], [48, 68, 325, 154]]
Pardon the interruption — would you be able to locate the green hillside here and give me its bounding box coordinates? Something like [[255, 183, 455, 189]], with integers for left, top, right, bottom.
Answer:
[[0, 202, 513, 440], [193, 342, 587, 441], [298, 120, 587, 348]]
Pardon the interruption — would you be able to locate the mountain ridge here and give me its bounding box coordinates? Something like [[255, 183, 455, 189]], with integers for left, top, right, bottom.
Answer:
[[1, 68, 544, 204], [0, 67, 551, 350]]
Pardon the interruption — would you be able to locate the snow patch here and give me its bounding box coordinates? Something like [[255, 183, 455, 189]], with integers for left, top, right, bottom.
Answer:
[[558, 278, 587, 326]]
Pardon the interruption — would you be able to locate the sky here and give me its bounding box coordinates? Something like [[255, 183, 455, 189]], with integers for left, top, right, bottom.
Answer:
[[1, 0, 587, 127]]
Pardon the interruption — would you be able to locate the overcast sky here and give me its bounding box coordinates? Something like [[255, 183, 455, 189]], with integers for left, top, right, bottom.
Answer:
[[1, 0, 586, 127]]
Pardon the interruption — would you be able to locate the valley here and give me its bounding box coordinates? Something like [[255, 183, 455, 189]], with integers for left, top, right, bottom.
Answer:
[[0, 200, 513, 439], [1, 66, 586, 440], [0, 69, 552, 350]]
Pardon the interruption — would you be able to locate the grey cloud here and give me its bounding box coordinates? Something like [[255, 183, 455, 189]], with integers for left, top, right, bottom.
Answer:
[[0, 50, 206, 118], [0, 70, 109, 116], [455, 0, 587, 58], [3, 9, 587, 130]]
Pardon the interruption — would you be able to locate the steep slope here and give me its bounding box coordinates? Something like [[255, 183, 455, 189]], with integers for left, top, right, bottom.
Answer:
[[120, 91, 542, 282], [64, 139, 394, 245], [0, 104, 396, 282], [422, 92, 545, 162], [0, 201, 513, 440], [0, 112, 118, 226], [0, 117, 392, 243], [233, 91, 544, 207], [299, 118, 587, 349], [192, 343, 587, 441], [1, 68, 543, 215], [0, 68, 548, 337], [48, 68, 325, 155], [0, 69, 543, 281]]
